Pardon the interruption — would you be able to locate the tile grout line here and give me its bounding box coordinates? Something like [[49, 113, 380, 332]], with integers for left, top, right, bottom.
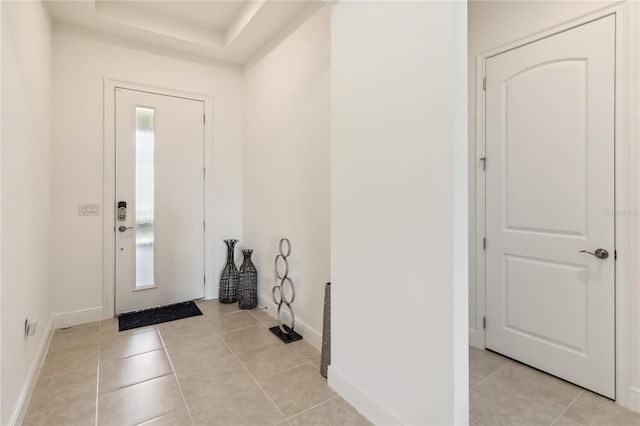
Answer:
[[247, 309, 263, 321], [22, 385, 98, 419], [237, 309, 330, 418], [285, 394, 340, 422], [99, 346, 165, 362], [217, 315, 333, 422], [99, 322, 191, 424], [22, 325, 102, 420], [155, 329, 197, 426], [211, 320, 289, 344], [38, 330, 101, 380], [30, 313, 328, 425], [217, 332, 290, 423], [199, 304, 278, 334], [471, 359, 514, 389], [247, 308, 276, 325], [31, 314, 304, 423], [472, 356, 587, 423], [34, 362, 100, 381], [550, 390, 584, 425], [259, 358, 318, 382], [205, 314, 267, 337], [99, 372, 175, 397], [486, 378, 576, 420], [65, 312, 319, 425], [46, 333, 100, 354]]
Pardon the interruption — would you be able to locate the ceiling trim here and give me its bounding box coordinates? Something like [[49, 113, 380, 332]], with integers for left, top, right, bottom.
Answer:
[[45, 0, 324, 66], [225, 1, 266, 46], [52, 21, 243, 72]]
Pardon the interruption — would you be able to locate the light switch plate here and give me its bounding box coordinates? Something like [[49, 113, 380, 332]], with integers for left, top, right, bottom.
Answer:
[[79, 204, 100, 216]]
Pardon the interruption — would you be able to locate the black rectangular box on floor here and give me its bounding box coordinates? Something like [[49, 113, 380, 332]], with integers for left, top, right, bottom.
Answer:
[[269, 324, 303, 343]]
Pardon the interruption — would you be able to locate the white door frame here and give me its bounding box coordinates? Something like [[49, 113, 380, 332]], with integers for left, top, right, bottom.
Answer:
[[103, 79, 214, 319], [472, 2, 639, 409]]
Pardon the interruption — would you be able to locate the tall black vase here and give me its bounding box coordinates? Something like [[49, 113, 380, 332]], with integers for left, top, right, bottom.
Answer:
[[238, 249, 257, 309], [219, 239, 239, 303]]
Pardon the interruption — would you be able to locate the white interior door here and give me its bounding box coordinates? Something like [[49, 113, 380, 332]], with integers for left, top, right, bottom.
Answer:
[[115, 88, 205, 314], [485, 16, 615, 398]]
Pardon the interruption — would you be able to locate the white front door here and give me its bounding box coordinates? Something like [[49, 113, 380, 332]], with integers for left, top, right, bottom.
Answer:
[[485, 16, 615, 398], [115, 88, 205, 314]]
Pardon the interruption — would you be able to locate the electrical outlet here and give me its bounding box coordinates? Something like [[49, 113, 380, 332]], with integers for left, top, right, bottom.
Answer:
[[78, 204, 100, 216], [24, 317, 37, 337]]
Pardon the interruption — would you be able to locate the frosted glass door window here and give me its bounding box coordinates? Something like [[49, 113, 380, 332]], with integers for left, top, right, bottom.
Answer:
[[135, 107, 155, 288]]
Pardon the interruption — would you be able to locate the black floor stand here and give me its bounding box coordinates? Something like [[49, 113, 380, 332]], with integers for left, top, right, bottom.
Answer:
[[269, 325, 303, 343]]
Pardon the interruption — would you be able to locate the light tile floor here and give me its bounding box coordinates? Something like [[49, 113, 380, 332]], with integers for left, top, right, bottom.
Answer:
[[26, 306, 640, 426], [470, 347, 640, 426], [23, 300, 371, 426]]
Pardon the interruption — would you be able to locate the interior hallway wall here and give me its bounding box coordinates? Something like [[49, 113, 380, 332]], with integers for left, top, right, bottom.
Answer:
[[242, 5, 330, 346], [468, 0, 640, 411], [330, 1, 468, 424], [1, 1, 53, 423], [51, 26, 243, 321]]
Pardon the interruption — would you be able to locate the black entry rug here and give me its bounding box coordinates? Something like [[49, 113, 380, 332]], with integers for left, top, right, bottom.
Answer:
[[118, 301, 202, 331]]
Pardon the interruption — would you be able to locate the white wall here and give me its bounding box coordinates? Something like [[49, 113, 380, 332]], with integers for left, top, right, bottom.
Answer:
[[242, 6, 330, 346], [330, 2, 468, 424], [0, 1, 3, 420], [468, 0, 640, 411], [1, 1, 53, 423], [630, 1, 640, 409], [0, 1, 3, 421], [51, 26, 243, 321]]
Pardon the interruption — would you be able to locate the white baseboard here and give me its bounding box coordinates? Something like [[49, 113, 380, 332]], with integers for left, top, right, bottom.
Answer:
[[9, 316, 54, 426], [257, 295, 323, 350], [52, 306, 104, 329], [469, 328, 484, 349], [328, 366, 401, 425], [291, 316, 322, 350], [628, 386, 640, 413]]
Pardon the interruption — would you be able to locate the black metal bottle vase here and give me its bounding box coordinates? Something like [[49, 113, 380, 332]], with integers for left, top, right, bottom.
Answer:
[[219, 239, 239, 303], [238, 249, 258, 309]]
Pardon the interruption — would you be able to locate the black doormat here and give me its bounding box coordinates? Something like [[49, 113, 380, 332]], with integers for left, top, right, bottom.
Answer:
[[118, 301, 202, 331]]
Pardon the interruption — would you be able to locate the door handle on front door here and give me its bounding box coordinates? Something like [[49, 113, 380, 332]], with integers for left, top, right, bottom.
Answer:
[[579, 248, 609, 259], [118, 225, 134, 232]]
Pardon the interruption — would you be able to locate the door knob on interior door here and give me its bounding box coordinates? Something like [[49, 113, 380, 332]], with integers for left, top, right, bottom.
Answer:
[[118, 225, 134, 232], [579, 248, 609, 259]]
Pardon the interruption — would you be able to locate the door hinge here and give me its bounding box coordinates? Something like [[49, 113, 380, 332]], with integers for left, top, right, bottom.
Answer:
[[615, 250, 618, 260], [483, 237, 487, 250], [203, 221, 206, 231], [483, 316, 486, 329], [203, 168, 206, 178], [204, 275, 206, 284], [203, 114, 206, 124], [480, 156, 486, 171], [483, 77, 487, 91]]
